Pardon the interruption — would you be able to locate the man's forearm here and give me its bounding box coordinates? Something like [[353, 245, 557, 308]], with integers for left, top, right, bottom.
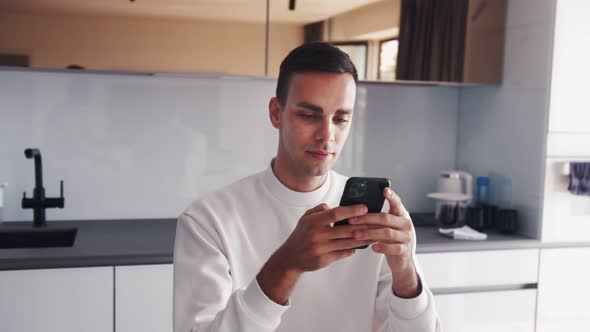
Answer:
[[256, 250, 303, 305]]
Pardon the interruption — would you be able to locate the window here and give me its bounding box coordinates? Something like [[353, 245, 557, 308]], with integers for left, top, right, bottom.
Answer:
[[378, 39, 398, 81], [332, 42, 368, 81]]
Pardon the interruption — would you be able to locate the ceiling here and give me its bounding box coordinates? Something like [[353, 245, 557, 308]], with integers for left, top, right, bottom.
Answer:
[[0, 0, 384, 24]]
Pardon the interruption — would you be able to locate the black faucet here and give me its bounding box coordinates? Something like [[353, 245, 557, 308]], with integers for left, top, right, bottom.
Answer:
[[21, 148, 65, 227]]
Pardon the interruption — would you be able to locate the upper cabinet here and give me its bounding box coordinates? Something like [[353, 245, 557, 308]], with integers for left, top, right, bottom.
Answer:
[[0, 0, 506, 84], [268, 0, 506, 84], [548, 0, 590, 133], [0, 0, 267, 76]]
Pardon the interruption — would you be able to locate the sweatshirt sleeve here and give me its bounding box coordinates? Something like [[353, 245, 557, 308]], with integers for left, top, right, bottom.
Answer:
[[173, 211, 289, 332], [374, 211, 441, 332]]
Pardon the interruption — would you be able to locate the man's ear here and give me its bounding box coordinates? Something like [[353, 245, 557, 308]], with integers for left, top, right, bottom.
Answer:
[[269, 97, 282, 129]]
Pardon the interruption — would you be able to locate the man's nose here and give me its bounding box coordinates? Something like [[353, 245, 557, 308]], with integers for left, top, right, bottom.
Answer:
[[315, 119, 335, 143]]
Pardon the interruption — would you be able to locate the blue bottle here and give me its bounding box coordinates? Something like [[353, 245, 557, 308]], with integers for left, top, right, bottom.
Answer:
[[476, 176, 489, 203]]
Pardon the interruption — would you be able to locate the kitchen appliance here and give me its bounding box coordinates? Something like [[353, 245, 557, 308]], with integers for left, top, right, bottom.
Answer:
[[428, 171, 474, 228], [436, 170, 474, 198]]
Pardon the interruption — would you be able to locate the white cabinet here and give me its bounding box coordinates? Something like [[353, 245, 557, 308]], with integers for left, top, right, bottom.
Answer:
[[418, 250, 539, 332], [0, 267, 113, 332], [548, 0, 590, 133], [115, 264, 173, 332], [435, 289, 537, 332], [537, 247, 590, 332], [418, 249, 539, 289]]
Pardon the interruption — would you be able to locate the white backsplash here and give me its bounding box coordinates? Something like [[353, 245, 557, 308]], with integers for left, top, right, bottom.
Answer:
[[0, 70, 459, 221]]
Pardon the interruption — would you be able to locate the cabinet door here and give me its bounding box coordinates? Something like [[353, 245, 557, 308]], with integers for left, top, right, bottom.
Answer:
[[435, 289, 536, 332], [115, 264, 173, 332], [0, 3, 267, 76], [537, 248, 590, 331], [548, 0, 590, 133], [0, 267, 113, 332]]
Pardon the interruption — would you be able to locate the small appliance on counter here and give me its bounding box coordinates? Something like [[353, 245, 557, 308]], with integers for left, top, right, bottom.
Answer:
[[428, 171, 487, 240], [427, 170, 473, 228]]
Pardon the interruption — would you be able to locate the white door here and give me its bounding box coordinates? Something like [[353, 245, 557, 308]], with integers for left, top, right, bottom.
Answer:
[[537, 247, 590, 331], [115, 264, 173, 332], [435, 289, 537, 332], [0, 266, 113, 332]]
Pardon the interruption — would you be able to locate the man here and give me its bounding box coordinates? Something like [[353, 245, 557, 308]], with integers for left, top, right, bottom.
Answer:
[[174, 43, 440, 332]]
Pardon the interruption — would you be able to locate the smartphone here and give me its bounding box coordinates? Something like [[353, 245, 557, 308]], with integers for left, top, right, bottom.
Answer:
[[334, 177, 390, 249]]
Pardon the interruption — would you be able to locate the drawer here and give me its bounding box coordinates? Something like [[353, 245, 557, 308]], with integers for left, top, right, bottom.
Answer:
[[417, 249, 539, 289], [434, 289, 536, 332]]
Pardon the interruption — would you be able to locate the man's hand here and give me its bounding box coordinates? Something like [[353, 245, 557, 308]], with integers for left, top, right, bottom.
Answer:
[[257, 203, 375, 305], [348, 187, 422, 298]]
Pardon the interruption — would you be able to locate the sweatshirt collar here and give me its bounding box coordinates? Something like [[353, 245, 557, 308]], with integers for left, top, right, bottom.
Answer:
[[262, 160, 332, 207]]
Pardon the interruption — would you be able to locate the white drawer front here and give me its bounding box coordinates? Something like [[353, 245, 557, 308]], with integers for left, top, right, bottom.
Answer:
[[417, 249, 539, 289], [434, 289, 536, 332]]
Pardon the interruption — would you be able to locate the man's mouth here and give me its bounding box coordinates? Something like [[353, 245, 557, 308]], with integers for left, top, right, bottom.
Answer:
[[307, 151, 333, 160]]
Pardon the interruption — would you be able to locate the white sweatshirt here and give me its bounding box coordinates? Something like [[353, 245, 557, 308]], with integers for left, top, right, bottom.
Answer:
[[173, 165, 440, 332]]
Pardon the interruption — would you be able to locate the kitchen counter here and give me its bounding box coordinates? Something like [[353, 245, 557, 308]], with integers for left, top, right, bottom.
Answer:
[[0, 219, 176, 270], [0, 217, 550, 271]]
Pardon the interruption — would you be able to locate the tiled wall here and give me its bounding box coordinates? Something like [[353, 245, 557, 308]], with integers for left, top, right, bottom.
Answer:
[[0, 70, 459, 221], [456, 0, 556, 238]]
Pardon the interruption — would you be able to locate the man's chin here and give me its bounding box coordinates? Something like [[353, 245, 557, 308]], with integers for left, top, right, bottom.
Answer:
[[303, 161, 333, 177]]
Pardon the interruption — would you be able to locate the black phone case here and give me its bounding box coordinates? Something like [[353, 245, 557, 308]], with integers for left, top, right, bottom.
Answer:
[[334, 177, 390, 249]]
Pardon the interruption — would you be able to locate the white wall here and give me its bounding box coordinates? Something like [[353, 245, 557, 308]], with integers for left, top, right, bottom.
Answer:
[[0, 70, 459, 221], [456, 0, 556, 238]]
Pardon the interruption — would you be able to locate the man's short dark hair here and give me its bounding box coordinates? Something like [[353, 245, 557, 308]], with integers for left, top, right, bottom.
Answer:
[[276, 42, 358, 107]]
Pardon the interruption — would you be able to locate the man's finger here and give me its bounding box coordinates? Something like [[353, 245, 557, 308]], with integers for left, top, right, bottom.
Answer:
[[384, 188, 406, 217], [324, 224, 369, 240], [322, 238, 376, 253], [372, 242, 408, 256], [324, 248, 357, 264], [304, 203, 329, 216], [311, 204, 368, 225], [352, 227, 411, 244], [349, 212, 407, 229]]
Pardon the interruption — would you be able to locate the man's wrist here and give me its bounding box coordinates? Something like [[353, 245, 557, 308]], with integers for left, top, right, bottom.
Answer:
[[391, 264, 422, 299], [256, 250, 302, 305]]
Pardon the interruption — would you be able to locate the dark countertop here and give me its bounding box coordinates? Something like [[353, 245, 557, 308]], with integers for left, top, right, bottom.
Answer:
[[410, 213, 541, 253], [0, 219, 176, 270], [0, 216, 547, 270]]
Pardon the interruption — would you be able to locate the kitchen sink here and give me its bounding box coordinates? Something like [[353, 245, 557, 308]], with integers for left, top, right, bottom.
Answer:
[[0, 227, 77, 249]]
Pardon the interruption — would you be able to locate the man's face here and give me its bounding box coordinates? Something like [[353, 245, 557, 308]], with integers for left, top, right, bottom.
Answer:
[[270, 72, 356, 177]]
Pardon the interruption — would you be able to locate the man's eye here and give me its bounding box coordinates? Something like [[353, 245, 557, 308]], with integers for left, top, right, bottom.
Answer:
[[299, 114, 317, 120], [335, 118, 349, 124]]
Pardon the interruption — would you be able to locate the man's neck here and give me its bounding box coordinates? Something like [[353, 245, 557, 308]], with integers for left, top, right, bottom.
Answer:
[[271, 157, 327, 192]]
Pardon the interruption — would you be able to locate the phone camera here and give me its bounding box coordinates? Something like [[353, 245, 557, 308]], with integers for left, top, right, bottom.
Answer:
[[347, 181, 367, 198]]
